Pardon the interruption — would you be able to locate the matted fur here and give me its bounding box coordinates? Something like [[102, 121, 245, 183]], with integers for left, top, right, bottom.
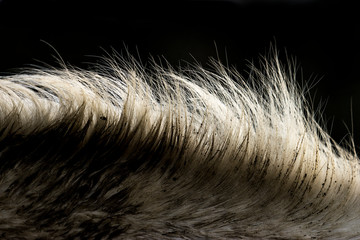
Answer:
[[0, 55, 359, 239]]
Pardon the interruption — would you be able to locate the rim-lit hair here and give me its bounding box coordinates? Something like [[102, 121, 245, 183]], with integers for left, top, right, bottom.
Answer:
[[0, 54, 359, 239]]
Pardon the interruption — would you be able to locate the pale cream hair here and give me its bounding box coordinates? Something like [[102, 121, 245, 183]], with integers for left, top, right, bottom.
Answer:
[[0, 54, 359, 239]]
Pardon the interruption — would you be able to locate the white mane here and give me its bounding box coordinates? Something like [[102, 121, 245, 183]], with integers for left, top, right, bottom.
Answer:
[[0, 54, 359, 239]]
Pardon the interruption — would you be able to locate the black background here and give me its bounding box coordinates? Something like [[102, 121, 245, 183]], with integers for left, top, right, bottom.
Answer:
[[0, 0, 359, 151]]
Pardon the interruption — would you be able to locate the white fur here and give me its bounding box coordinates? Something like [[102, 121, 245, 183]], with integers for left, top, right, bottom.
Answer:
[[0, 54, 359, 239]]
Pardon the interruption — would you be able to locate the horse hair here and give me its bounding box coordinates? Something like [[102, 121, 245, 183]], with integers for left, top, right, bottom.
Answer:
[[0, 54, 359, 239]]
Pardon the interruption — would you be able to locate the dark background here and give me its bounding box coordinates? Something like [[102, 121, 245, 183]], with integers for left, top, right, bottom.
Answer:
[[0, 0, 359, 151]]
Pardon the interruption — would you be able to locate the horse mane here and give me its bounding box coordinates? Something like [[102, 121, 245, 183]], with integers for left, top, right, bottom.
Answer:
[[0, 54, 359, 239]]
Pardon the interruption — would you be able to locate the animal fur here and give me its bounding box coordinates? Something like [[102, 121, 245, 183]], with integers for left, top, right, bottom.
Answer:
[[0, 54, 359, 239]]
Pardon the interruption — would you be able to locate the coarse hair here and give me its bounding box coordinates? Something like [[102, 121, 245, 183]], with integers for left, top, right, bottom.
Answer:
[[0, 53, 359, 239]]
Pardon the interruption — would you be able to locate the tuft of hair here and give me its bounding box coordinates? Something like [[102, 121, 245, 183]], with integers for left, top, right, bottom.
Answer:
[[0, 54, 360, 239]]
